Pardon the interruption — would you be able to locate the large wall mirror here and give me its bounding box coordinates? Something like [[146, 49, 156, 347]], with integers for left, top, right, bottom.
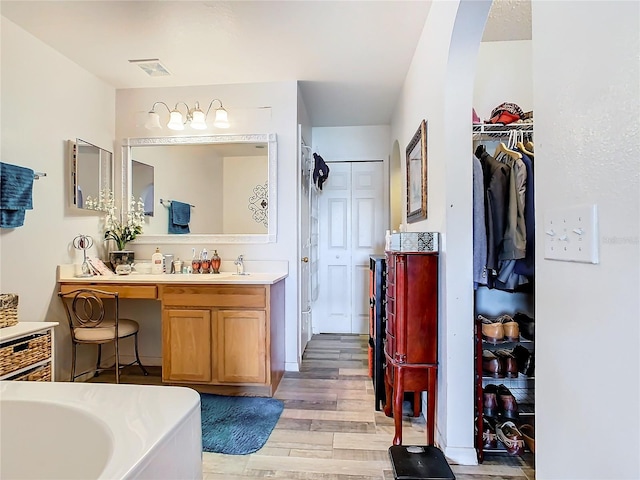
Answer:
[[122, 134, 277, 244], [69, 138, 113, 210]]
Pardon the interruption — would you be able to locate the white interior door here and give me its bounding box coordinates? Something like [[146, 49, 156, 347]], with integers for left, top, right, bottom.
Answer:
[[298, 131, 313, 356], [315, 161, 385, 334]]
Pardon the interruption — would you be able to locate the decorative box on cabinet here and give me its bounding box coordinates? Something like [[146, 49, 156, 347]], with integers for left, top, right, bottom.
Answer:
[[383, 251, 439, 446], [0, 322, 58, 381], [369, 255, 386, 411]]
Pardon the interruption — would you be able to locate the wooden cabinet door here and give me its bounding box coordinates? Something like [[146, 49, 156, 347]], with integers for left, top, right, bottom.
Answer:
[[216, 309, 267, 384], [162, 308, 212, 383]]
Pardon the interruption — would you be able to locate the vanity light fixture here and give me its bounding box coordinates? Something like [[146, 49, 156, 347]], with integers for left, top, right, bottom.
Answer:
[[145, 99, 230, 130]]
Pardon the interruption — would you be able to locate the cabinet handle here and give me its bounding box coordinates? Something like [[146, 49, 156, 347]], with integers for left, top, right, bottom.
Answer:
[[13, 343, 29, 353]]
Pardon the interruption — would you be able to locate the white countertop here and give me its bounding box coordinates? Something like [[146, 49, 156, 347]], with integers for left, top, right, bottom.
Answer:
[[58, 265, 287, 285]]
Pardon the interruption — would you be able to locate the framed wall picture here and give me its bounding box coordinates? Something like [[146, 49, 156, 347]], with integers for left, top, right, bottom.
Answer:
[[406, 119, 427, 223]]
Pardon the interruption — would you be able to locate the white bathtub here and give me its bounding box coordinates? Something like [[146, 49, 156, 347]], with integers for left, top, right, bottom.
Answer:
[[0, 381, 202, 479]]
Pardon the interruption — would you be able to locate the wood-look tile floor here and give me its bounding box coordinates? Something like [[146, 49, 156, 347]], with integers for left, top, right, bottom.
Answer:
[[93, 334, 535, 479]]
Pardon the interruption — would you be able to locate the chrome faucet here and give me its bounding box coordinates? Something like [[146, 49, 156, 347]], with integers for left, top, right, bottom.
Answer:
[[234, 254, 245, 275]]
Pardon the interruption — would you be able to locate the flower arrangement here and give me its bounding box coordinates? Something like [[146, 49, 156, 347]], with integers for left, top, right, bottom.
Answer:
[[87, 188, 145, 251]]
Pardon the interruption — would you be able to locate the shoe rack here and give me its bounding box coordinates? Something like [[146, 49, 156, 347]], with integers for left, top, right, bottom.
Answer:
[[474, 314, 535, 461]]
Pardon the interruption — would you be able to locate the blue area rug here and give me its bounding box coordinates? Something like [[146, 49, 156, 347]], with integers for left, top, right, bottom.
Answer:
[[200, 393, 284, 455]]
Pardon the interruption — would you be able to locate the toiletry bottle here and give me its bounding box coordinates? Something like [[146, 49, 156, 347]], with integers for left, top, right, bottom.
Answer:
[[191, 247, 201, 274], [200, 248, 211, 274], [211, 250, 221, 274], [151, 248, 164, 274]]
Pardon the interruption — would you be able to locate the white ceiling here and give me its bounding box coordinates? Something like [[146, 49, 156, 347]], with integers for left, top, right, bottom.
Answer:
[[1, 1, 530, 127]]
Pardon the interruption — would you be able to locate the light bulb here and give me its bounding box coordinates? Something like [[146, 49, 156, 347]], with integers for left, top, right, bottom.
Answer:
[[167, 110, 185, 130], [213, 107, 229, 128], [145, 111, 161, 129], [190, 109, 207, 130]]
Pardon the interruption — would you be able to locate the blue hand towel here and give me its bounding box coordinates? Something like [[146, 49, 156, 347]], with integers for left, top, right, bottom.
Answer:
[[0, 162, 34, 228], [168, 200, 190, 234]]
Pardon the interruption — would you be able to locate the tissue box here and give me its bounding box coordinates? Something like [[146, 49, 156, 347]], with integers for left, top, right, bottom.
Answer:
[[389, 232, 439, 252]]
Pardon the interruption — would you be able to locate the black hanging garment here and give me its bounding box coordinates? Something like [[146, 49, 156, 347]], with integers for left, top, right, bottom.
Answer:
[[313, 153, 330, 190]]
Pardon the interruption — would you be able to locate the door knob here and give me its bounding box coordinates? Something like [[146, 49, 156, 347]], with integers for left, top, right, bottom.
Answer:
[[301, 257, 309, 263]]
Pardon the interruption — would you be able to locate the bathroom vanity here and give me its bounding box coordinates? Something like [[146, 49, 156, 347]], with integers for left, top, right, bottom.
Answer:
[[57, 267, 287, 396]]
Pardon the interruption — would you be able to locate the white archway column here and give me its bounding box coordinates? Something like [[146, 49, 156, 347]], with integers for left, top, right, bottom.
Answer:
[[438, 0, 492, 465]]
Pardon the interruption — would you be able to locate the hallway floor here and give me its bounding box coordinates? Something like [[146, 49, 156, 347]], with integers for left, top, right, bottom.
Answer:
[[95, 334, 535, 479]]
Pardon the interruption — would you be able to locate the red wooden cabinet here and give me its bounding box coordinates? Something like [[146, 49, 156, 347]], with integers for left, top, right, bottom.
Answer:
[[383, 251, 439, 445]]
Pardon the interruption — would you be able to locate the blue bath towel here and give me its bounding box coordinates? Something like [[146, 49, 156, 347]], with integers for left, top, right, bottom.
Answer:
[[168, 200, 190, 234], [0, 162, 34, 228]]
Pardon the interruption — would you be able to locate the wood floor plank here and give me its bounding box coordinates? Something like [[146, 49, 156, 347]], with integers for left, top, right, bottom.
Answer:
[[246, 455, 389, 478]]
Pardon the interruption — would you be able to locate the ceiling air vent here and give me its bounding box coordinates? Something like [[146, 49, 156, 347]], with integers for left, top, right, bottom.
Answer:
[[128, 59, 171, 77]]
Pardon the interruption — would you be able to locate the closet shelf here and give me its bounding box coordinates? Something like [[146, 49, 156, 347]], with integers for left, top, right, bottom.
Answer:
[[473, 122, 534, 138]]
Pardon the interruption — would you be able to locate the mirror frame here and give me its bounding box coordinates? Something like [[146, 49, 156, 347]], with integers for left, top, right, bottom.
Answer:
[[122, 133, 277, 244]]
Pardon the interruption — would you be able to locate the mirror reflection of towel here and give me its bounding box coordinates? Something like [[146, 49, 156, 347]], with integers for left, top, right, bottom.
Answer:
[[0, 162, 34, 228], [168, 200, 190, 234]]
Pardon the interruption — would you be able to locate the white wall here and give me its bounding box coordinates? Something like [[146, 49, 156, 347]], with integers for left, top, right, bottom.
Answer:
[[1, 17, 116, 381], [532, 2, 639, 477], [116, 82, 301, 370], [312, 126, 391, 162], [473, 40, 533, 121]]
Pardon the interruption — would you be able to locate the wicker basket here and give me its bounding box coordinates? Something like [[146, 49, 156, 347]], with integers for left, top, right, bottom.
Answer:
[[13, 363, 51, 381], [0, 294, 19, 328], [0, 331, 51, 377]]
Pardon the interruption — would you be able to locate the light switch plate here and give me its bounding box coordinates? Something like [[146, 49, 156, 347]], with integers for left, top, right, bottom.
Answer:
[[543, 204, 599, 264]]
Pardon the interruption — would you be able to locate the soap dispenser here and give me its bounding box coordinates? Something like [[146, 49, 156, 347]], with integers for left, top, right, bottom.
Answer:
[[200, 248, 211, 274], [211, 250, 221, 274], [151, 248, 164, 274]]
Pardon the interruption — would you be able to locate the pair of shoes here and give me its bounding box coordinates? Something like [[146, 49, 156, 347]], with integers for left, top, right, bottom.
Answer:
[[511, 345, 535, 376], [495, 349, 518, 377], [496, 421, 525, 456], [479, 314, 520, 343], [484, 384, 519, 419], [514, 312, 535, 341], [482, 350, 518, 378]]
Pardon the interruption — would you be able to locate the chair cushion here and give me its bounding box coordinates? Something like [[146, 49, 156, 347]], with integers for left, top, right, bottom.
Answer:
[[74, 318, 139, 342]]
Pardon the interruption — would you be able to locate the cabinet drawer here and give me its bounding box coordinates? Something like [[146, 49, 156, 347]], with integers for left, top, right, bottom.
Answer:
[[59, 284, 158, 299], [161, 285, 266, 308], [0, 331, 51, 377]]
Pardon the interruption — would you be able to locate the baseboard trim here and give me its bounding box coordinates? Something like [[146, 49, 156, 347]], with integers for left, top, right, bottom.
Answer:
[[442, 446, 479, 466], [285, 361, 300, 372]]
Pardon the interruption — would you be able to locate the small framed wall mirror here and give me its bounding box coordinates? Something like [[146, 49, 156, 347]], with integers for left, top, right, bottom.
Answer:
[[122, 133, 277, 244], [68, 139, 114, 210]]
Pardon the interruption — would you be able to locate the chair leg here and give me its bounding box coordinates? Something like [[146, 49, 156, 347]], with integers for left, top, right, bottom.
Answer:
[[71, 343, 77, 382], [114, 337, 120, 384], [134, 333, 149, 376], [95, 344, 102, 378]]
